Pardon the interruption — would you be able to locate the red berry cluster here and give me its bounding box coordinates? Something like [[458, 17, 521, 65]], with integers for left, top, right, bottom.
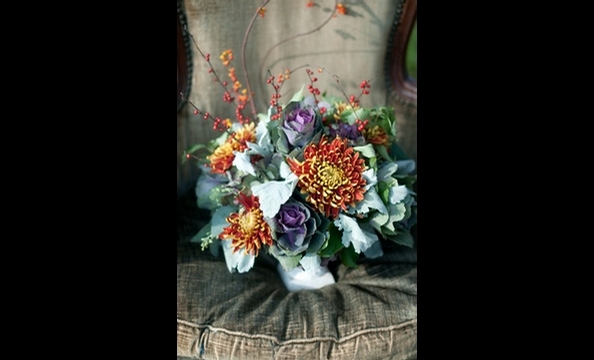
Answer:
[[190, 48, 253, 130], [266, 72, 284, 121], [360, 80, 371, 95], [355, 118, 370, 132], [349, 79, 373, 131], [190, 108, 231, 132], [306, 68, 321, 97]]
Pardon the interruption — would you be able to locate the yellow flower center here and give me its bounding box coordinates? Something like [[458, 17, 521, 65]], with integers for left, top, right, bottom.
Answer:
[[287, 136, 367, 219], [318, 161, 346, 190], [238, 208, 262, 235], [219, 194, 272, 256]]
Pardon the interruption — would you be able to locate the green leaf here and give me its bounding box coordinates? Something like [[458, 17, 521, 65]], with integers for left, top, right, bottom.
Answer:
[[374, 107, 397, 136], [369, 156, 377, 169], [390, 143, 410, 161], [287, 85, 306, 105], [339, 243, 359, 268], [342, 108, 370, 125], [399, 175, 417, 190], [353, 144, 376, 159], [318, 223, 344, 257], [378, 181, 391, 204], [273, 253, 303, 272], [184, 143, 209, 156], [305, 232, 327, 255], [375, 144, 392, 162], [387, 231, 415, 248]]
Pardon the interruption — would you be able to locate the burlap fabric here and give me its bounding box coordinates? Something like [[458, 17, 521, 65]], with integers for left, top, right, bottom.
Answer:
[[177, 241, 417, 359]]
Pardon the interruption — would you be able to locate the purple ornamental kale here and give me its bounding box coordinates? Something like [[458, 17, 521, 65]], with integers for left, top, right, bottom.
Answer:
[[280, 102, 318, 148]]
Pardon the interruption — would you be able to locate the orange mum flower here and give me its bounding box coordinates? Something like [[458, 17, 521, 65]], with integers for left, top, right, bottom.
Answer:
[[333, 101, 359, 121], [219, 193, 273, 255], [208, 142, 235, 174], [287, 136, 367, 219], [208, 122, 256, 174], [364, 125, 391, 147]]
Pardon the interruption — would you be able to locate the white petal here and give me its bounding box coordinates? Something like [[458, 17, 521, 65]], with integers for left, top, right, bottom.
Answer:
[[335, 214, 379, 254], [362, 168, 378, 190], [251, 180, 294, 218], [299, 254, 322, 272], [232, 151, 256, 176], [353, 187, 387, 214], [389, 185, 409, 204], [377, 162, 398, 181], [222, 240, 256, 273]]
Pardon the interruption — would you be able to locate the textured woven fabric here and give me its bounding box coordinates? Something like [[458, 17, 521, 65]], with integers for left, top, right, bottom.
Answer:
[[177, 241, 417, 359]]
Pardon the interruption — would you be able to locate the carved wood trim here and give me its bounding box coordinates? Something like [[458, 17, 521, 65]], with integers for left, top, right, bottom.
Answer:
[[385, 0, 417, 106], [177, 1, 192, 112]]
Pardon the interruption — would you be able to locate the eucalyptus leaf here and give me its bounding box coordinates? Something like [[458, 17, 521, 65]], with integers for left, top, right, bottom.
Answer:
[[190, 222, 212, 244], [275, 128, 291, 154], [394, 160, 416, 175], [209, 240, 220, 257], [370, 212, 390, 232], [211, 205, 237, 238], [269, 246, 303, 272]]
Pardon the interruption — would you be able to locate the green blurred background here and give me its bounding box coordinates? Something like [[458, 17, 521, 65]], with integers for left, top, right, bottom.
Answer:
[[406, 20, 417, 81]]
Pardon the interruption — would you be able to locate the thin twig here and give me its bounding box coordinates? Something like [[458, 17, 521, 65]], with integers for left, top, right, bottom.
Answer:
[[242, 0, 271, 119], [257, 0, 339, 108], [186, 26, 236, 106]]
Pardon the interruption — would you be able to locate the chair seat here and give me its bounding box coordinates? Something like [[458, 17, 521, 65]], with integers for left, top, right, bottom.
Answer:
[[177, 241, 417, 359]]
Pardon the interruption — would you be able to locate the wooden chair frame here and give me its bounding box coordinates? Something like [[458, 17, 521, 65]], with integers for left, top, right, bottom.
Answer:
[[386, 0, 417, 106], [177, 1, 192, 112]]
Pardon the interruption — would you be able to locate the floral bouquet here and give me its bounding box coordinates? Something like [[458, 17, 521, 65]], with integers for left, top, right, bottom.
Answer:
[[182, 1, 417, 285]]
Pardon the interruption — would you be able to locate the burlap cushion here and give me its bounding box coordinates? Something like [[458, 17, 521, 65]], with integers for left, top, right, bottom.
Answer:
[[177, 240, 417, 359]]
